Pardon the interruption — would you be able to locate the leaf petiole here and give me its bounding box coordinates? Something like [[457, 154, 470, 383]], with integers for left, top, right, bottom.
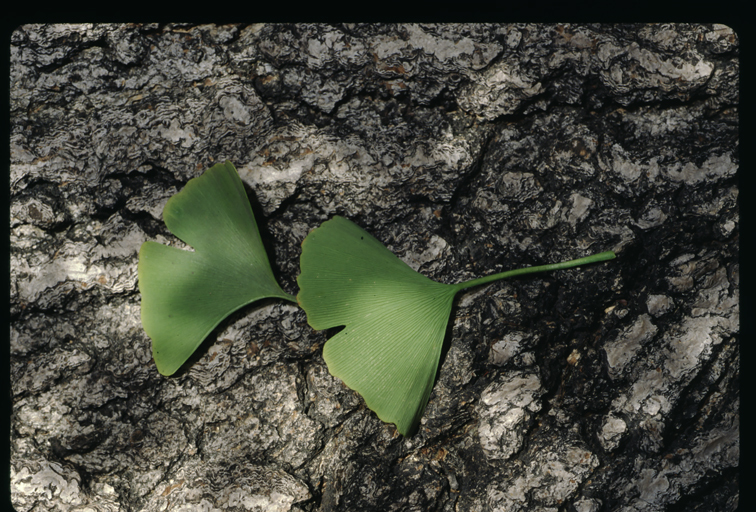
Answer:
[[451, 251, 616, 293]]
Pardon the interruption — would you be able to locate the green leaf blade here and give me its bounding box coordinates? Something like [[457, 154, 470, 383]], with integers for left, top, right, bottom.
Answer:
[[297, 216, 457, 435], [138, 161, 294, 376], [321, 289, 455, 435]]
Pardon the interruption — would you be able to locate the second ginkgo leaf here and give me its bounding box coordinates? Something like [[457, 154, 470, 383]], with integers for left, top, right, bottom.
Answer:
[[138, 161, 295, 376], [297, 216, 615, 436]]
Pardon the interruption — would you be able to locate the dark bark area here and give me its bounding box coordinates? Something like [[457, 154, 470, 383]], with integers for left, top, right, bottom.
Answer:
[[11, 23, 738, 511]]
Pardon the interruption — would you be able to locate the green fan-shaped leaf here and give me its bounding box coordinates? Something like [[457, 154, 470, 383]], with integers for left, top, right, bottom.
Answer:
[[138, 161, 295, 376], [297, 216, 615, 436], [298, 216, 457, 435]]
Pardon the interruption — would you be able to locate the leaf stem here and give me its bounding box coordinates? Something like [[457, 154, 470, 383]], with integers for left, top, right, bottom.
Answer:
[[281, 292, 298, 303], [452, 251, 616, 293]]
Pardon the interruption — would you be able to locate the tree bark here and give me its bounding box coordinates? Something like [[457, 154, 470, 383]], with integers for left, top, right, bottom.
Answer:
[[11, 23, 738, 511]]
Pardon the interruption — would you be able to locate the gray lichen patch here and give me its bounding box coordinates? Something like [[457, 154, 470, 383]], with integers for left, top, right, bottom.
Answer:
[[142, 460, 311, 511], [11, 213, 146, 316], [485, 432, 599, 511], [11, 440, 96, 511], [489, 331, 533, 366], [478, 372, 544, 460], [603, 314, 658, 379], [598, 415, 627, 452], [646, 294, 672, 317], [458, 60, 544, 120], [607, 254, 737, 457]]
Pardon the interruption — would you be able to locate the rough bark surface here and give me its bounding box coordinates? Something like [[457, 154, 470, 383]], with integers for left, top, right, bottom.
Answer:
[[10, 23, 738, 512]]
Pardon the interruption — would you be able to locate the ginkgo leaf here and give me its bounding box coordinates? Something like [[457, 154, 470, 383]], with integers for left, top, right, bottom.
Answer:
[[297, 216, 458, 435], [138, 161, 295, 376], [297, 215, 615, 436]]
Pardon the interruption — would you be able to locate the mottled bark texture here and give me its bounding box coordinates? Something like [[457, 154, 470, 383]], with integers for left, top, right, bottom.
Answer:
[[11, 23, 738, 511]]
